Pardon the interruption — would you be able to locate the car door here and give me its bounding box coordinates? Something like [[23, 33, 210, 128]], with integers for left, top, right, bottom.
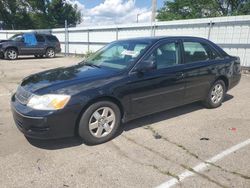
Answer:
[[8, 34, 25, 55], [34, 34, 46, 54], [20, 33, 39, 55], [181, 39, 223, 103], [127, 39, 186, 118]]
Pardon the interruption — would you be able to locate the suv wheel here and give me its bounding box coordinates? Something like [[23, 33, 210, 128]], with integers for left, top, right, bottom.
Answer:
[[34, 55, 44, 58], [5, 48, 18, 60], [203, 80, 226, 108], [78, 101, 121, 145], [46, 48, 55, 58]]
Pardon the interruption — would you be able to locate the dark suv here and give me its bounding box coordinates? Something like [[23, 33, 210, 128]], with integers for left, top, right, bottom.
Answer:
[[0, 32, 61, 60]]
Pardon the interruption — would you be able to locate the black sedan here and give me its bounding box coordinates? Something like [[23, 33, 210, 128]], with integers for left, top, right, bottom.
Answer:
[[11, 36, 241, 145]]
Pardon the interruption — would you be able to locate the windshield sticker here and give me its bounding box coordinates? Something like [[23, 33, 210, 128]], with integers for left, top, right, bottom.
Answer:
[[121, 50, 139, 57]]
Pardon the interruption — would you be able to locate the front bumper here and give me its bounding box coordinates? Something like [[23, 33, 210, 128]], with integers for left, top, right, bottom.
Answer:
[[11, 94, 80, 139]]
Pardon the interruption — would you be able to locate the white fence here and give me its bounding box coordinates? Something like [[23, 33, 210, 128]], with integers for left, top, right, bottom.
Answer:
[[0, 15, 250, 67]]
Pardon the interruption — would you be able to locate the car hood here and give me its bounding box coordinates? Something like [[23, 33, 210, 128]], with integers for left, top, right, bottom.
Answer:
[[20, 63, 119, 94], [0, 40, 11, 43]]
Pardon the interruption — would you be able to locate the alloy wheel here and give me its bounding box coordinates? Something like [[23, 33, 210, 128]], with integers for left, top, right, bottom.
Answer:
[[211, 83, 224, 104], [7, 50, 17, 60], [88, 107, 116, 138], [47, 49, 55, 58]]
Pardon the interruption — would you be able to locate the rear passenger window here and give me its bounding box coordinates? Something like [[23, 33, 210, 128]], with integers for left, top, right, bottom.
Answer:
[[46, 35, 59, 42], [35, 35, 45, 42], [183, 42, 220, 63]]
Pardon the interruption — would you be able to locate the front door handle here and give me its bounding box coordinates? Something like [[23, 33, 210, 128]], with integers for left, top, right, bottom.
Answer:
[[176, 72, 184, 80]]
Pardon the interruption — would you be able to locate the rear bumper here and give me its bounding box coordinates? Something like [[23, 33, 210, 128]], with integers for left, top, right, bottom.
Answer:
[[228, 74, 241, 90], [11, 94, 80, 139], [55, 47, 61, 53]]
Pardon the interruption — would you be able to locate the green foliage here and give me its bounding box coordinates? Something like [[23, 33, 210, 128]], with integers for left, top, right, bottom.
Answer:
[[84, 51, 95, 59], [157, 0, 250, 21], [0, 0, 81, 29]]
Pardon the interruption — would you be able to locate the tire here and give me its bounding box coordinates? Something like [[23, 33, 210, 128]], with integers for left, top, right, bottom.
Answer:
[[78, 101, 121, 145], [4, 48, 18, 60], [203, 80, 226, 108], [34, 55, 44, 58], [45, 48, 55, 58]]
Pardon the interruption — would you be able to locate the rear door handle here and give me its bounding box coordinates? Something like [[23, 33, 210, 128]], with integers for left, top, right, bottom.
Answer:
[[176, 72, 184, 80]]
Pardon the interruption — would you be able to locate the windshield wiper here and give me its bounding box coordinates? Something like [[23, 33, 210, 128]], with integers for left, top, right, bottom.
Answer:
[[84, 62, 101, 68]]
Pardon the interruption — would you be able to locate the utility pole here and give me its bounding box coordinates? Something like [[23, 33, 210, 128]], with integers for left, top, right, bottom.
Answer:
[[151, 0, 157, 22], [136, 13, 141, 23], [151, 0, 157, 36]]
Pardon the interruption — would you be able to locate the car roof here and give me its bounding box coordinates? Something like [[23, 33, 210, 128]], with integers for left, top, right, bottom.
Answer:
[[118, 36, 209, 43], [14, 32, 54, 36]]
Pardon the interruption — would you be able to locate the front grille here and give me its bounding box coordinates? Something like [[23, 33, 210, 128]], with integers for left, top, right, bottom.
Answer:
[[15, 86, 32, 105]]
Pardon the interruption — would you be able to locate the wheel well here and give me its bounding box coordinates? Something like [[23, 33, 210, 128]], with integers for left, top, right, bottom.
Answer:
[[5, 47, 19, 54], [74, 96, 124, 135], [46, 47, 55, 52], [215, 76, 229, 91]]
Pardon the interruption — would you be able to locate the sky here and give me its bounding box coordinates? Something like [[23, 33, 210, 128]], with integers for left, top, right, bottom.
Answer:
[[67, 0, 165, 26]]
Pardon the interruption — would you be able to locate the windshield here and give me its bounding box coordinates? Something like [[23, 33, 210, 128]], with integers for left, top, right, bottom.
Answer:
[[84, 40, 152, 71], [9, 34, 23, 42]]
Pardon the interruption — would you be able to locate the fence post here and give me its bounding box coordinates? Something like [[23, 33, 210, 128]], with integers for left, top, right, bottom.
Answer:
[[208, 20, 214, 40], [153, 22, 156, 36], [87, 29, 90, 52], [64, 20, 69, 56], [116, 27, 119, 40]]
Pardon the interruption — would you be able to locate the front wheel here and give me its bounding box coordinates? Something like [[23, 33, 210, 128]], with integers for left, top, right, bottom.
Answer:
[[5, 48, 18, 60], [78, 101, 121, 145], [203, 80, 226, 108]]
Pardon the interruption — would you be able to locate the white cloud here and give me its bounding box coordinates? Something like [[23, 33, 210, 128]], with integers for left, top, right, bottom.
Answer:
[[67, 0, 151, 26]]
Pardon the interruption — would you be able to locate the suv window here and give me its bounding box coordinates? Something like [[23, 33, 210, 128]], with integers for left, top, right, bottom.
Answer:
[[9, 34, 24, 42], [35, 35, 45, 42], [46, 35, 59, 42], [145, 42, 179, 69], [183, 41, 220, 63]]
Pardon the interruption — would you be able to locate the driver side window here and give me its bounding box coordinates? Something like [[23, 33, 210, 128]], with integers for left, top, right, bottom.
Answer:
[[145, 42, 179, 69], [13, 34, 24, 42]]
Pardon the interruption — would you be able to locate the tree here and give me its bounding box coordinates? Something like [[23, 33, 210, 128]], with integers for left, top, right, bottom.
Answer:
[[47, 0, 81, 28], [0, 0, 81, 29], [157, 0, 250, 21], [0, 0, 34, 29]]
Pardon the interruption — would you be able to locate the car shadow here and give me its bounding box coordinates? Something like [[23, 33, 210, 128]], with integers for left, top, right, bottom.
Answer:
[[26, 136, 83, 150], [26, 94, 234, 149]]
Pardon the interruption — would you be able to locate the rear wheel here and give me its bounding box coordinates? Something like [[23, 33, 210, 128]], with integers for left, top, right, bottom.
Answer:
[[5, 48, 18, 60], [203, 80, 226, 108], [78, 101, 121, 145], [46, 48, 55, 58]]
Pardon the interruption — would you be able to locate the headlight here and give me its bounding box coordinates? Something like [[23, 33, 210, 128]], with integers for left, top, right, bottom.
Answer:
[[27, 94, 70, 110]]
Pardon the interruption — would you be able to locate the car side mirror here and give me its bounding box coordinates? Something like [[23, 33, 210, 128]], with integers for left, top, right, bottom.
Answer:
[[135, 59, 157, 73]]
